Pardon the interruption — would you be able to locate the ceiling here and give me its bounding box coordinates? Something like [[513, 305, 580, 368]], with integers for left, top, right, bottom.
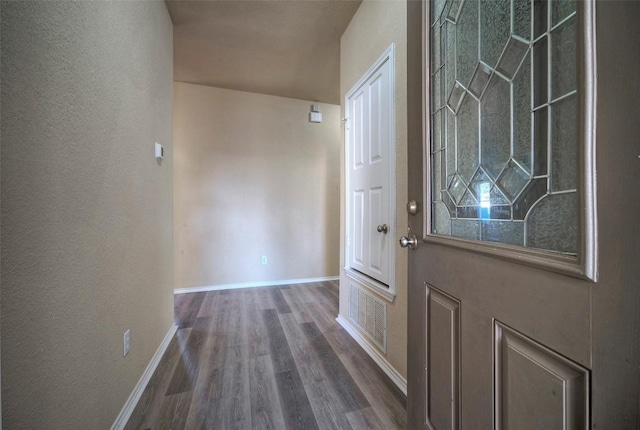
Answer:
[[166, 0, 362, 105]]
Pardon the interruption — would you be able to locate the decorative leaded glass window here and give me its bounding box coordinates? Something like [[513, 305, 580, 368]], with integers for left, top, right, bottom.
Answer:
[[429, 0, 582, 256]]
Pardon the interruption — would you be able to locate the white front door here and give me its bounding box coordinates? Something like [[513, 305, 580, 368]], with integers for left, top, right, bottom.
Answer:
[[346, 46, 394, 287]]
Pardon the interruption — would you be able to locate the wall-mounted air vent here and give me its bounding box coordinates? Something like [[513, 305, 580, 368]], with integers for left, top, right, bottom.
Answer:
[[349, 283, 387, 352]]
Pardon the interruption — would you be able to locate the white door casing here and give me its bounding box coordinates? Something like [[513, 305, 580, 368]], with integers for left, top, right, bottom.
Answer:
[[345, 45, 396, 296]]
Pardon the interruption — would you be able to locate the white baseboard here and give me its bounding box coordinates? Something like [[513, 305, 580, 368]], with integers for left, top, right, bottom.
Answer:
[[174, 276, 339, 295], [336, 314, 407, 396], [111, 323, 178, 430]]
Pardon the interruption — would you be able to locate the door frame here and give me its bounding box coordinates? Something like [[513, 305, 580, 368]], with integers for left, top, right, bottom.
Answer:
[[344, 43, 397, 301]]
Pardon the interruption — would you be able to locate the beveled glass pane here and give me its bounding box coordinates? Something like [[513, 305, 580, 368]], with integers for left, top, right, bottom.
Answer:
[[551, 18, 577, 99], [456, 0, 479, 87], [459, 188, 478, 206], [446, 108, 456, 177], [513, 0, 532, 41], [457, 94, 479, 182], [448, 174, 467, 204], [432, 150, 442, 198], [452, 219, 481, 239], [433, 202, 452, 235], [480, 0, 511, 68], [433, 0, 448, 24], [441, 0, 454, 24], [497, 160, 530, 201], [432, 109, 442, 151], [513, 177, 547, 219], [448, 82, 466, 113], [490, 186, 510, 205], [533, 37, 548, 108], [433, 70, 442, 110], [469, 63, 492, 98], [448, 0, 463, 22], [441, 146, 448, 192], [433, 22, 442, 71], [533, 107, 548, 175], [551, 95, 577, 191], [526, 192, 577, 254], [513, 52, 532, 173], [469, 168, 491, 200], [457, 206, 480, 219], [444, 21, 457, 98], [480, 75, 511, 179], [488, 205, 512, 220], [442, 191, 458, 217], [482, 220, 524, 246], [496, 37, 529, 79], [534, 0, 548, 39], [552, 0, 576, 26]]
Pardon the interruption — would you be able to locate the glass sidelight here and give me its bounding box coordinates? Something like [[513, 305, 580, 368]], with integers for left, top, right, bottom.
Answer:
[[429, 0, 579, 255]]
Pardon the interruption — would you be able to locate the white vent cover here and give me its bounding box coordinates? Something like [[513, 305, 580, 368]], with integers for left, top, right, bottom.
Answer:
[[348, 283, 387, 352]]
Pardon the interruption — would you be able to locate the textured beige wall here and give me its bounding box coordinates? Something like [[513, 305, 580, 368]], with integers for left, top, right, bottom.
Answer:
[[174, 83, 341, 289], [1, 2, 174, 428], [339, 0, 408, 378]]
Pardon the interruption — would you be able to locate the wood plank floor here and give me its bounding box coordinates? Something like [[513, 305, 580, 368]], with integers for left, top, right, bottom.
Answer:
[[125, 281, 407, 430]]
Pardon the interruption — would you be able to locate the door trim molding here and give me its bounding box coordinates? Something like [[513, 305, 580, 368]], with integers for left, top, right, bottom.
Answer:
[[336, 315, 407, 395], [344, 267, 396, 302], [421, 0, 598, 281], [344, 43, 397, 294]]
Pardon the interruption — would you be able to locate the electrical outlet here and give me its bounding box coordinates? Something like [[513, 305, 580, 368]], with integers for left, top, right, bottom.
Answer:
[[123, 329, 131, 357], [261, 256, 268, 265]]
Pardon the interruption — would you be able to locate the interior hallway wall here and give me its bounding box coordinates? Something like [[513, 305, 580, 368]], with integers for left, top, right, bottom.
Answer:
[[1, 2, 174, 427], [173, 83, 341, 290], [339, 0, 408, 379]]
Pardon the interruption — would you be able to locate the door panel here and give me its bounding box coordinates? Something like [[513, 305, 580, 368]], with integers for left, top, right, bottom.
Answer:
[[369, 72, 384, 163], [369, 186, 385, 275], [352, 89, 366, 170], [495, 323, 589, 430], [352, 190, 365, 268], [426, 285, 460, 430]]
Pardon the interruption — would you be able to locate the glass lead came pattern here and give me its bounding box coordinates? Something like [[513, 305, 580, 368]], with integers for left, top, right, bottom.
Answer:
[[480, 75, 511, 180], [455, 0, 479, 87], [480, 0, 511, 68], [551, 0, 576, 26], [551, 17, 577, 99], [429, 0, 579, 255], [448, 174, 467, 204], [551, 95, 578, 192], [497, 161, 530, 202], [447, 83, 466, 113], [459, 189, 479, 206], [513, 51, 532, 173], [456, 94, 479, 182], [513, 0, 531, 41], [432, 20, 442, 71], [432, 150, 442, 199], [496, 37, 529, 79], [468, 63, 492, 98]]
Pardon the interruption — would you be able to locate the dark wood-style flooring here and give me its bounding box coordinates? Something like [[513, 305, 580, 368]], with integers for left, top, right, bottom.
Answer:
[[125, 281, 407, 429]]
